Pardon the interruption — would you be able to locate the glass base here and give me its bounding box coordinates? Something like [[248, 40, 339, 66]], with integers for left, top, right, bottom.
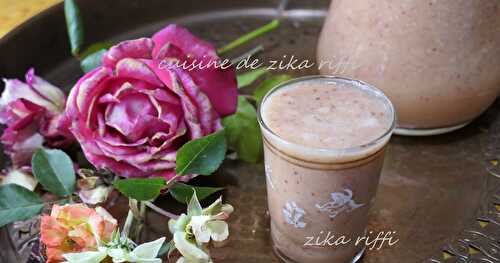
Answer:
[[272, 241, 366, 263], [394, 121, 471, 136]]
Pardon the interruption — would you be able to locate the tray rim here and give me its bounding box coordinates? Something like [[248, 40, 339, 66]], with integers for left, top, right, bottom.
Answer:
[[0, 1, 499, 263]]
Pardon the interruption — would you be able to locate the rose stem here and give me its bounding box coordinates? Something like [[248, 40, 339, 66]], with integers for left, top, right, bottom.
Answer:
[[122, 210, 134, 239], [144, 201, 179, 220], [242, 94, 256, 102], [217, 20, 280, 55], [133, 202, 147, 242], [165, 173, 183, 188], [230, 45, 264, 65]]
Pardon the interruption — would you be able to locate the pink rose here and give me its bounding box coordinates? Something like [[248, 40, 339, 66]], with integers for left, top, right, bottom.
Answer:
[[66, 25, 237, 179], [0, 69, 74, 166]]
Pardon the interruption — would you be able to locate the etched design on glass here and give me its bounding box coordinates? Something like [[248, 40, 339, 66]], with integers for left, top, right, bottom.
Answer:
[[316, 189, 364, 219], [265, 163, 276, 190], [283, 201, 306, 229]]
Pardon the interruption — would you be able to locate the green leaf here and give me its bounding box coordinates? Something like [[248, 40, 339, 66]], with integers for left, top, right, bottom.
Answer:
[[80, 42, 114, 58], [113, 178, 166, 201], [80, 49, 106, 73], [187, 190, 202, 217], [64, 0, 85, 56], [32, 149, 76, 197], [175, 130, 227, 176], [222, 96, 263, 163], [254, 74, 293, 104], [0, 184, 44, 227], [169, 183, 223, 204], [237, 68, 268, 88]]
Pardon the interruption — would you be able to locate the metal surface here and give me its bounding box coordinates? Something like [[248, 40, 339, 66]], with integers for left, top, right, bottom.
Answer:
[[0, 0, 499, 262]]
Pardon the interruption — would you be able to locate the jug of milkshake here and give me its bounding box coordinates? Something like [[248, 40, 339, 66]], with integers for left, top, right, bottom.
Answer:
[[258, 76, 395, 262], [317, 0, 500, 135]]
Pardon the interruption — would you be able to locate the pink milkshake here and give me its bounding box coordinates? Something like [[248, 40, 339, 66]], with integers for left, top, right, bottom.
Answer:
[[258, 76, 395, 263]]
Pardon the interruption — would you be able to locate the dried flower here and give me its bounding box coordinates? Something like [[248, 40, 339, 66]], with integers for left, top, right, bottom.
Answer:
[[76, 175, 112, 205], [0, 166, 37, 191], [78, 185, 112, 205]]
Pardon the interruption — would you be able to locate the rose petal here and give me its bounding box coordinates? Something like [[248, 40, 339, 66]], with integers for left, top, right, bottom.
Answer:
[[144, 60, 204, 139], [25, 68, 66, 111], [2, 129, 44, 167], [40, 215, 68, 247], [1, 78, 59, 113], [83, 152, 143, 177], [115, 58, 163, 87], [189, 65, 238, 116], [75, 68, 110, 115], [94, 139, 147, 159], [46, 247, 67, 263], [167, 63, 221, 135], [104, 91, 159, 141], [89, 206, 117, 242], [149, 121, 187, 151], [152, 25, 218, 63], [103, 38, 154, 68], [100, 132, 148, 148], [68, 223, 97, 248], [153, 42, 237, 116], [40, 113, 75, 147]]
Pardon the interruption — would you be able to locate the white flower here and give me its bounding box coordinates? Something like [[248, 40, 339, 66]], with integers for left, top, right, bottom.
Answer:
[[190, 215, 229, 243], [173, 231, 210, 263], [62, 237, 165, 263], [168, 192, 233, 263], [108, 237, 165, 263], [63, 248, 107, 263]]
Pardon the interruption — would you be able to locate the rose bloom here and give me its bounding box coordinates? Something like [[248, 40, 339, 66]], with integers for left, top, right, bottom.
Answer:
[[66, 25, 237, 180], [40, 204, 117, 263], [0, 68, 73, 166]]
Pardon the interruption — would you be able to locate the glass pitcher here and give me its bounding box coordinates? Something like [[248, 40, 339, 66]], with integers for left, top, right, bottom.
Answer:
[[317, 0, 500, 135]]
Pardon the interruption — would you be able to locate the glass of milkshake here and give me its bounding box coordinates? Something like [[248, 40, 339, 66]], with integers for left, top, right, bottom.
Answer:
[[257, 76, 395, 263]]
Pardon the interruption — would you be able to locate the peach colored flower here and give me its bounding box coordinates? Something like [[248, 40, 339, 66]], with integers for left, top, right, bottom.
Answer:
[[40, 204, 117, 263]]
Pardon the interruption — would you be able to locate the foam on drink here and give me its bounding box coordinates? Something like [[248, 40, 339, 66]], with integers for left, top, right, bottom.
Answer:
[[260, 77, 394, 163]]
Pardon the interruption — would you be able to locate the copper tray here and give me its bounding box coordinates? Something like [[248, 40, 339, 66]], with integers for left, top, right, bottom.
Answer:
[[0, 0, 499, 262]]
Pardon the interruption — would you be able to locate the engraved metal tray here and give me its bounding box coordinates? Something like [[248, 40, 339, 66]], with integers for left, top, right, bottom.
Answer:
[[0, 0, 499, 262]]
